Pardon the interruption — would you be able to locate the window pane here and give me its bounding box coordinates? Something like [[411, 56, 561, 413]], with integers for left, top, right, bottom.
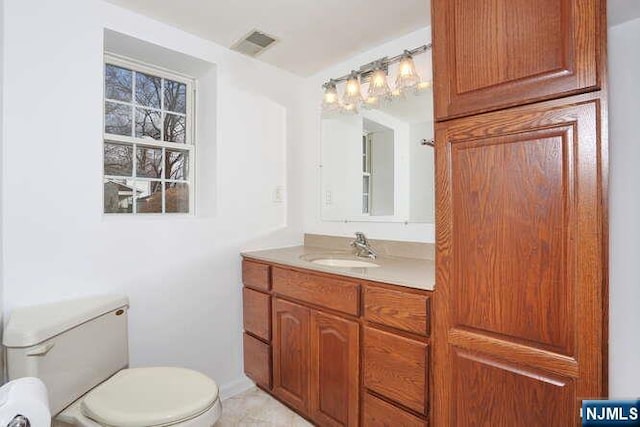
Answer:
[[105, 102, 132, 136], [166, 149, 188, 180], [165, 182, 189, 213], [105, 64, 132, 102], [135, 180, 163, 213], [135, 108, 161, 140], [164, 80, 186, 113], [164, 113, 186, 143], [136, 146, 163, 178], [104, 179, 134, 213], [104, 142, 133, 176], [135, 72, 161, 108]]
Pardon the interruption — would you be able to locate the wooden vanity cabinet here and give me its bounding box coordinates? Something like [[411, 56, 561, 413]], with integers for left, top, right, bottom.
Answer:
[[242, 259, 432, 426]]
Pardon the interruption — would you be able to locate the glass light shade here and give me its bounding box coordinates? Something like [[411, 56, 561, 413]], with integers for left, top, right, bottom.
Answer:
[[367, 68, 391, 100], [395, 53, 421, 92], [342, 72, 363, 107], [321, 81, 340, 112], [417, 80, 433, 90], [341, 102, 359, 114], [363, 96, 379, 109]]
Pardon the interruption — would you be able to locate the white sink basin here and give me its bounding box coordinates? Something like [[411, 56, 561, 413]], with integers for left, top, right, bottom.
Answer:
[[300, 254, 380, 268], [310, 258, 380, 268]]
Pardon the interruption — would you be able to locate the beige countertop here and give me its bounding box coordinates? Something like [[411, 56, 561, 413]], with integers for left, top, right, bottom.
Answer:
[[241, 245, 435, 291]]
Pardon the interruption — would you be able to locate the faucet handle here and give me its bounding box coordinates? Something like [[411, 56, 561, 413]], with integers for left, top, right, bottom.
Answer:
[[354, 231, 367, 242]]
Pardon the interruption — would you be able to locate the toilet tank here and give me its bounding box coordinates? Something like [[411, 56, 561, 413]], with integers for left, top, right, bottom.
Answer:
[[3, 295, 129, 415]]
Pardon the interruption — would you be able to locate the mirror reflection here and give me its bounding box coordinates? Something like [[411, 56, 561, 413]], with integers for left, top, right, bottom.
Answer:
[[321, 86, 434, 223]]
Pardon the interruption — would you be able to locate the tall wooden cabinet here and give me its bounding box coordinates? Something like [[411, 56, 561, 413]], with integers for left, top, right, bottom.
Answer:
[[432, 0, 608, 425]]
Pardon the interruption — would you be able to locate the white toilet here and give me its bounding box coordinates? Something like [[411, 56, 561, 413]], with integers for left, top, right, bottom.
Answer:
[[3, 295, 222, 426]]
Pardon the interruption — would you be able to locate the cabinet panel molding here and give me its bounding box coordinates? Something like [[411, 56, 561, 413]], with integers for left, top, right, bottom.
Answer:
[[451, 349, 575, 427]]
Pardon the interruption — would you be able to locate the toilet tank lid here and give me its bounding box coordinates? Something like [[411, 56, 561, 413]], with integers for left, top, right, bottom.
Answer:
[[3, 295, 129, 348]]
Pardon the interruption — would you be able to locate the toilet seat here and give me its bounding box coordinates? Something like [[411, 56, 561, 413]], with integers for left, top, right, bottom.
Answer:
[[80, 367, 219, 427]]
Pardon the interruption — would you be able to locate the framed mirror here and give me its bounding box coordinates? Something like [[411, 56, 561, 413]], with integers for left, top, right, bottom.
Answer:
[[320, 86, 434, 223]]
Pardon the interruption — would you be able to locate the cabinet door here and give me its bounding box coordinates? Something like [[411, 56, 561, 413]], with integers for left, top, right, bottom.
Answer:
[[434, 95, 607, 426], [272, 298, 311, 414], [432, 0, 603, 120], [310, 311, 359, 427]]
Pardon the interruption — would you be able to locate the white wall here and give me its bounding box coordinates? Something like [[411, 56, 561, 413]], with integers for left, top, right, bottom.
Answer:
[[1, 0, 304, 396], [302, 27, 435, 242], [608, 17, 640, 398], [409, 120, 434, 222]]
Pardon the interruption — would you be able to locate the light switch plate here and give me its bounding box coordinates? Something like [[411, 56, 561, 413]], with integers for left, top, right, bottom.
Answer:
[[273, 186, 285, 204]]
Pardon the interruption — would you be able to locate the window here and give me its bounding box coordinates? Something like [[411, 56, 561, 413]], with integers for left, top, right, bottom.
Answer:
[[362, 133, 372, 214], [103, 55, 195, 214]]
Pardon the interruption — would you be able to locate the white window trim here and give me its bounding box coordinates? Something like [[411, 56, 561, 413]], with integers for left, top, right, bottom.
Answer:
[[103, 53, 197, 216]]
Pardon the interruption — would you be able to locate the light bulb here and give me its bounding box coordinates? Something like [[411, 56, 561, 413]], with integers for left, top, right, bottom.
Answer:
[[395, 52, 421, 92], [321, 80, 340, 112], [363, 96, 379, 109], [341, 102, 358, 114], [367, 67, 391, 101], [417, 80, 433, 90], [342, 71, 363, 107]]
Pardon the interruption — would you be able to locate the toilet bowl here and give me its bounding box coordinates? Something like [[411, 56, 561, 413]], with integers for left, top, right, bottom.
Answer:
[[57, 367, 222, 427], [3, 295, 222, 427]]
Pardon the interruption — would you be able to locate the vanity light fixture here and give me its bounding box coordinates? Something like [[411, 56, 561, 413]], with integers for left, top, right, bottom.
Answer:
[[321, 43, 432, 113]]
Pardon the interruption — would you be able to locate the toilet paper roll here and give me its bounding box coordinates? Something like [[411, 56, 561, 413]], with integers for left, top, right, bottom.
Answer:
[[0, 377, 50, 427]]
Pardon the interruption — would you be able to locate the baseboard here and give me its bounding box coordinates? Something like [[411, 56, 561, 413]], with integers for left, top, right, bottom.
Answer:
[[219, 375, 255, 400]]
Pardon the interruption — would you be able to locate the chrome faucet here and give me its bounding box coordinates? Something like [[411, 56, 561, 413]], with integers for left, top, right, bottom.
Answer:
[[351, 232, 377, 259]]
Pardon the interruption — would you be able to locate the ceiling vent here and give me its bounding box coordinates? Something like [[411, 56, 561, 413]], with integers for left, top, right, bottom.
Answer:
[[231, 30, 278, 57]]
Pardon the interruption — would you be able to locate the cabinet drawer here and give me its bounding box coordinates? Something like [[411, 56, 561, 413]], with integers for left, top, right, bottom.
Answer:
[[243, 288, 271, 341], [243, 333, 271, 389], [242, 259, 271, 290], [364, 285, 430, 336], [272, 267, 360, 316], [363, 327, 428, 415], [363, 393, 426, 427]]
